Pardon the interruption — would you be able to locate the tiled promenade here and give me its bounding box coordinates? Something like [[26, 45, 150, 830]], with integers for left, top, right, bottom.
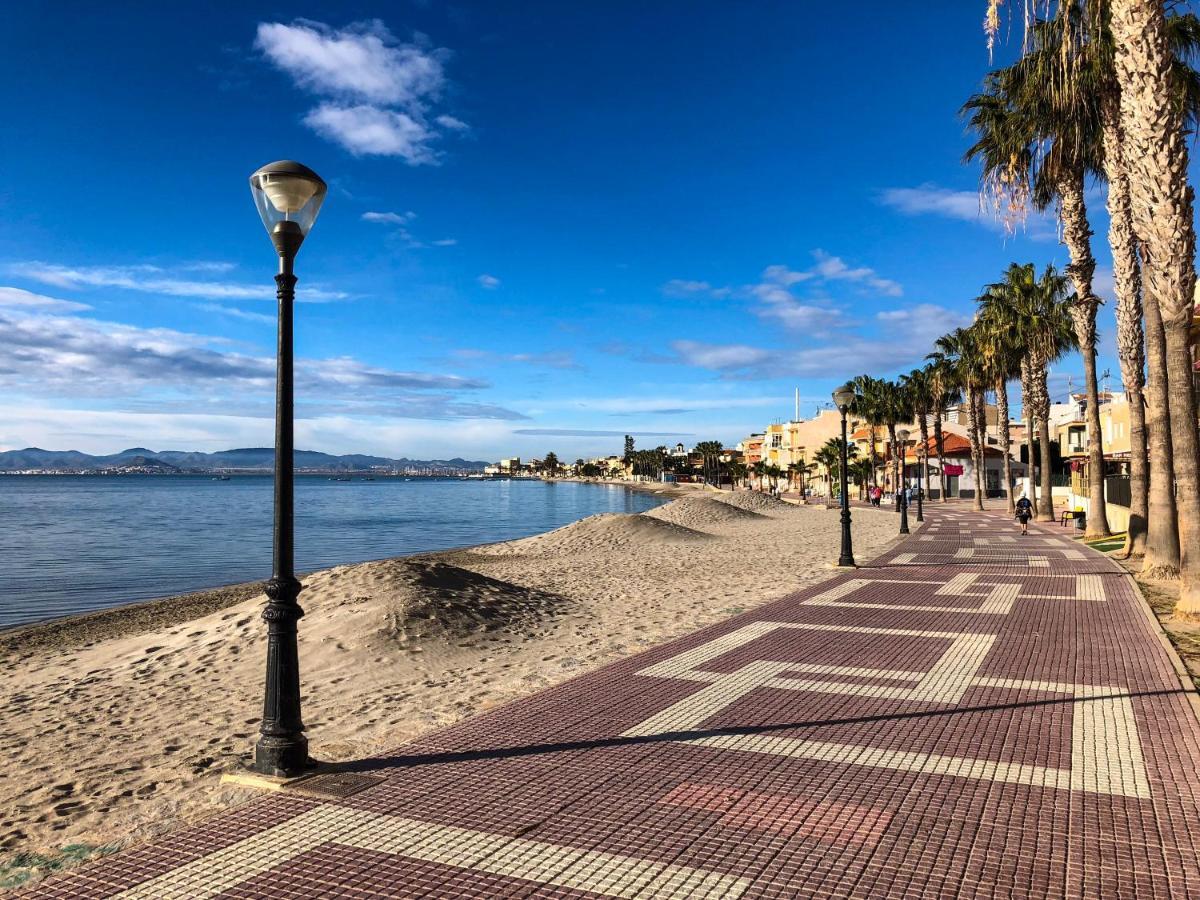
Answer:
[[23, 508, 1200, 898]]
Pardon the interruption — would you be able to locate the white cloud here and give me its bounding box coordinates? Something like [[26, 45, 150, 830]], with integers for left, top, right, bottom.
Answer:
[[671, 340, 772, 371], [809, 250, 902, 296], [452, 348, 579, 369], [879, 185, 983, 222], [0, 286, 91, 312], [536, 394, 781, 414], [362, 210, 416, 224], [661, 279, 731, 299], [880, 183, 1058, 241], [255, 20, 444, 106], [0, 307, 501, 407], [431, 238, 457, 247], [667, 252, 902, 336], [11, 262, 348, 303], [477, 274, 500, 289], [665, 302, 971, 380], [192, 303, 275, 325], [304, 103, 437, 162], [255, 20, 466, 163]]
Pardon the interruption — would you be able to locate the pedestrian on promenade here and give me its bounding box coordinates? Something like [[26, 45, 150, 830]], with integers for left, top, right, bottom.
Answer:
[[1015, 493, 1033, 535]]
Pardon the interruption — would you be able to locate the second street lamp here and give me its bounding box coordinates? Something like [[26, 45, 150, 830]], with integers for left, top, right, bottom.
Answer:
[[833, 385, 856, 567], [249, 160, 327, 778], [896, 427, 911, 535], [916, 439, 925, 523]]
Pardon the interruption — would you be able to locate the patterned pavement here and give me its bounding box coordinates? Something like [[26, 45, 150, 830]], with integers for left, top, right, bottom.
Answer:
[[21, 507, 1200, 898]]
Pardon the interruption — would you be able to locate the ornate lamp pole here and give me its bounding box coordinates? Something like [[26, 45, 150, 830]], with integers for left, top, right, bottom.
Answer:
[[896, 428, 911, 535], [249, 160, 327, 778], [833, 385, 856, 567], [916, 438, 925, 523]]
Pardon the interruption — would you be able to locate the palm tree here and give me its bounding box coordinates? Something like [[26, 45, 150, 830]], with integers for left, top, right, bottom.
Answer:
[[765, 463, 783, 494], [848, 458, 874, 500], [978, 266, 1037, 515], [751, 459, 768, 492], [693, 440, 723, 487], [924, 356, 958, 502], [900, 368, 935, 506], [852, 375, 889, 489], [964, 26, 1112, 537], [982, 264, 1077, 521], [814, 438, 856, 499], [875, 379, 913, 506], [731, 461, 749, 488], [930, 329, 989, 511]]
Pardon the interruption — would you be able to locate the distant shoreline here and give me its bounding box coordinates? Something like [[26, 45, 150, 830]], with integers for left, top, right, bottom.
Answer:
[[1, 478, 683, 653]]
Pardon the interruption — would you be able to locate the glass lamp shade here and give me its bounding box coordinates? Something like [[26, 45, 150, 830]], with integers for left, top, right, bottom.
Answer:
[[832, 386, 856, 411], [249, 160, 327, 238], [896, 428, 910, 443]]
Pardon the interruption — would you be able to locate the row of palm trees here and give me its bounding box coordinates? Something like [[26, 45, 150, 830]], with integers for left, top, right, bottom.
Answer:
[[966, 0, 1200, 617]]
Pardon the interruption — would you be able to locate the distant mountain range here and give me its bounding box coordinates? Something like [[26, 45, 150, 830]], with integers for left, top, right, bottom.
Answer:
[[0, 447, 490, 473]]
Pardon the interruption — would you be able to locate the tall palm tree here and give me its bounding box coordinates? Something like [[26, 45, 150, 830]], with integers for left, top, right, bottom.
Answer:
[[875, 379, 913, 506], [1115, 0, 1200, 612], [924, 357, 959, 502], [978, 265, 1038, 515], [964, 29, 1111, 537], [900, 368, 935, 507], [984, 0, 1200, 597], [848, 458, 874, 500], [930, 329, 990, 511], [984, 264, 1078, 521], [751, 459, 768, 492], [852, 375, 886, 489], [815, 438, 856, 499]]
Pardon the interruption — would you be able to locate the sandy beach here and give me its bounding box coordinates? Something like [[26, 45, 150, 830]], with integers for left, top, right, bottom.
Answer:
[[0, 489, 902, 865]]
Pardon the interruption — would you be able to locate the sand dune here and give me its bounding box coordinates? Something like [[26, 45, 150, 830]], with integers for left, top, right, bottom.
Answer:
[[0, 491, 902, 862], [475, 511, 712, 557], [643, 494, 767, 527]]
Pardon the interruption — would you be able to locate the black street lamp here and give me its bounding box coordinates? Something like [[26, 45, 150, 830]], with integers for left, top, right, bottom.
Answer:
[[897, 428, 911, 535], [833, 385, 856, 567], [249, 160, 327, 778], [916, 440, 925, 523]]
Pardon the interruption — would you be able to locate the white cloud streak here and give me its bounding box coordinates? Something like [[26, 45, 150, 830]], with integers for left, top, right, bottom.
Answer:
[[255, 19, 466, 163], [11, 262, 348, 303]]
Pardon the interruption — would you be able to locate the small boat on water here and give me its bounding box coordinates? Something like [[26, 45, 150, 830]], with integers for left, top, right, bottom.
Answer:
[[212, 475, 231, 481]]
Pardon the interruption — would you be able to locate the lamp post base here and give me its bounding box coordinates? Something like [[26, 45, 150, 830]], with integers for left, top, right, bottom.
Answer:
[[254, 734, 310, 779]]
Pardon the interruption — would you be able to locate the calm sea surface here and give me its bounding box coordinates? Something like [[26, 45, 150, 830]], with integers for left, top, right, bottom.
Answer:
[[0, 476, 664, 628]]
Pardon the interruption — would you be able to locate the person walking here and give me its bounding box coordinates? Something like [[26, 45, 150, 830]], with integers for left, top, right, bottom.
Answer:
[[1015, 494, 1033, 535]]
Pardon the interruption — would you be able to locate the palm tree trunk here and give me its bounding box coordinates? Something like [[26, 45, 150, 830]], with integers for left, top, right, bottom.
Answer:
[[918, 408, 930, 507], [1141, 252, 1180, 576], [995, 376, 1015, 515], [1020, 360, 1039, 517], [887, 423, 898, 508], [964, 385, 984, 511], [1110, 0, 1198, 610], [975, 388, 989, 503], [869, 429, 878, 489], [933, 416, 947, 501], [1031, 362, 1055, 522], [1102, 94, 1150, 558], [1058, 168, 1110, 538]]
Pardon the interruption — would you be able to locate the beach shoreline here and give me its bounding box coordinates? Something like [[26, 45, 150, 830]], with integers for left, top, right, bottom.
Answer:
[[1, 478, 689, 651], [1, 489, 903, 878]]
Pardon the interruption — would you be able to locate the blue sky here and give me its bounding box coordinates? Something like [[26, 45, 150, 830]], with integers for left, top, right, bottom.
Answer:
[[0, 2, 1140, 460]]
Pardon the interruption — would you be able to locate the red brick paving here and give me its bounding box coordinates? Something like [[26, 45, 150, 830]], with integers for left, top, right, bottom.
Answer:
[[20, 507, 1200, 898]]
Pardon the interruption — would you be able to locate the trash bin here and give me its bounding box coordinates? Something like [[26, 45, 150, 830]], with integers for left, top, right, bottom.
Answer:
[[1073, 512, 1086, 531]]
